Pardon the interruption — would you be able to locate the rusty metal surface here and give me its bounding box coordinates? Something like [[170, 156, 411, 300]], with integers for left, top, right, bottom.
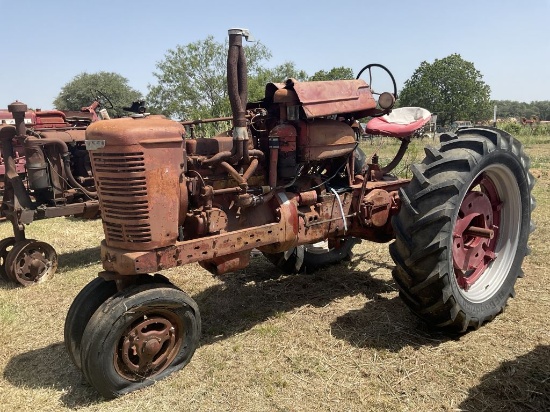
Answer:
[[86, 115, 184, 146], [93, 115, 413, 275], [0, 126, 25, 178], [297, 119, 357, 161], [360, 189, 392, 227], [186, 136, 233, 156], [1, 101, 101, 228], [37, 201, 99, 219], [35, 129, 87, 143], [101, 221, 287, 275], [100, 191, 300, 275], [0, 98, 103, 284], [267, 79, 377, 119], [88, 116, 186, 251], [295, 191, 354, 245]]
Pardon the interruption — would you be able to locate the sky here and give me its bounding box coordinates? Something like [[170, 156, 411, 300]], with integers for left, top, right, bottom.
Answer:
[[1, 0, 549, 110]]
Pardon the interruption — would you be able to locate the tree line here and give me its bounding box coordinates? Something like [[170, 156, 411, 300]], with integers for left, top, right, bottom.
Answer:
[[491, 100, 550, 121], [52, 35, 543, 127]]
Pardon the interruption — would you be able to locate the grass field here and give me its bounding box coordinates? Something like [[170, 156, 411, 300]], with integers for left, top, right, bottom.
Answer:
[[0, 134, 548, 411]]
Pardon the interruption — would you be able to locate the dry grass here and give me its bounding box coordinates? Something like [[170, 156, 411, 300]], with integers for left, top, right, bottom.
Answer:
[[0, 136, 548, 412]]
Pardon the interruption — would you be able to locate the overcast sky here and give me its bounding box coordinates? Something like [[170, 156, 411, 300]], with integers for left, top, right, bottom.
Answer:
[[1, 0, 548, 109]]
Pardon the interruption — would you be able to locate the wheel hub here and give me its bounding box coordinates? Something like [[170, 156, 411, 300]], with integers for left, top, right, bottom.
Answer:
[[117, 314, 180, 380], [5, 240, 57, 286], [453, 177, 501, 290]]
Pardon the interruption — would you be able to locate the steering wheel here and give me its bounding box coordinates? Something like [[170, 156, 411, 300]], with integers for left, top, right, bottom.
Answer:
[[356, 64, 398, 111], [92, 89, 115, 110]]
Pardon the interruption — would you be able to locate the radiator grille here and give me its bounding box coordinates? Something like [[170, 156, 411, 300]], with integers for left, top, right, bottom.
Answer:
[[92, 152, 152, 243], [93, 152, 146, 173], [104, 222, 152, 243]]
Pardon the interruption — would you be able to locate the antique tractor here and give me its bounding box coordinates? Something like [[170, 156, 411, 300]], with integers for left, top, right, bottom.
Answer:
[[0, 100, 105, 285], [66, 29, 534, 398]]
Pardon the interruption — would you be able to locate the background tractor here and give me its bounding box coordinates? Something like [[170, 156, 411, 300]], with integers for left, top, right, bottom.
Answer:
[[0, 99, 106, 285], [65, 28, 535, 398], [0, 97, 146, 286]]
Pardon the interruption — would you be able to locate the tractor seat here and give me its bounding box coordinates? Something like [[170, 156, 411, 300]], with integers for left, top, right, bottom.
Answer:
[[365, 107, 431, 139]]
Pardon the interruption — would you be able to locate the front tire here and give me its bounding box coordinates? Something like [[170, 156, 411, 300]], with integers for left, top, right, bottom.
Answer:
[[0, 237, 16, 281], [390, 127, 535, 332], [64, 277, 118, 369], [79, 282, 201, 398]]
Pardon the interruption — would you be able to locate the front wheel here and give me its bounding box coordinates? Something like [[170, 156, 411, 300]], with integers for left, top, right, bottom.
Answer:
[[79, 282, 201, 398], [0, 237, 16, 281], [5, 240, 57, 286], [64, 277, 118, 369], [390, 127, 535, 332]]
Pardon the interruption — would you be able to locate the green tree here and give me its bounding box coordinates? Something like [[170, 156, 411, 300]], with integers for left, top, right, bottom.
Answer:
[[147, 36, 281, 122], [53, 72, 142, 118], [491, 100, 515, 119], [399, 54, 491, 126], [533, 101, 550, 120], [308, 67, 354, 81]]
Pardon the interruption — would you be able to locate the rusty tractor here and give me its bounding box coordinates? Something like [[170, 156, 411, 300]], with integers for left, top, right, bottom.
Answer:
[[0, 99, 108, 285], [65, 29, 535, 398]]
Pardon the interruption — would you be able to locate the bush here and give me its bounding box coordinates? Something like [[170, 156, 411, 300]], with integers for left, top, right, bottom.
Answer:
[[498, 121, 550, 137]]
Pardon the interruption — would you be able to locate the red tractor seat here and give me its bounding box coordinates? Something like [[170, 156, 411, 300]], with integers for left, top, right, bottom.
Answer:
[[365, 107, 431, 139]]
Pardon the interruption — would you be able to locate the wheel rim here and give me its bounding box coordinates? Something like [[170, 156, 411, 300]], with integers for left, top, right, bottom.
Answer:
[[304, 240, 329, 254], [453, 165, 521, 302], [6, 240, 58, 285], [115, 310, 184, 381], [0, 237, 16, 280]]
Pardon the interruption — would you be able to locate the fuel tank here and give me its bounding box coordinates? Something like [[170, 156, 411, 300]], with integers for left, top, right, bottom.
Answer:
[[297, 119, 356, 161]]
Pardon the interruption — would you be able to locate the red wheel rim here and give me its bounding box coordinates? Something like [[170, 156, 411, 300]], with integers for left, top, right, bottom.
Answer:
[[453, 174, 501, 290]]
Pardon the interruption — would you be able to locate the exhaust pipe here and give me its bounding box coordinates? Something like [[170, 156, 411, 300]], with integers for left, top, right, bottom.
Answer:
[[227, 28, 251, 164]]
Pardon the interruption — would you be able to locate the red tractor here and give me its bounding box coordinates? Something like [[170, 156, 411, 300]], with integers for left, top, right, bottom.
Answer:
[[65, 29, 534, 398], [0, 99, 106, 285]]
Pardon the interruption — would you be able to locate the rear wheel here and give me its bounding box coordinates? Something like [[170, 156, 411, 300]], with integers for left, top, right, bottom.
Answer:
[[80, 282, 201, 398], [263, 237, 359, 274], [390, 127, 535, 332]]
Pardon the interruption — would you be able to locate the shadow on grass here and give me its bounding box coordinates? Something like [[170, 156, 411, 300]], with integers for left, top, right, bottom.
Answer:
[[0, 276, 19, 290], [329, 296, 451, 351], [327, 253, 453, 351], [194, 254, 389, 344], [57, 246, 101, 271], [195, 251, 450, 351], [458, 345, 550, 411], [3, 343, 103, 408]]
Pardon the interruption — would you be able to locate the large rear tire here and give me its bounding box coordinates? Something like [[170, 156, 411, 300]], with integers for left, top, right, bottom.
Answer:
[[390, 127, 535, 332]]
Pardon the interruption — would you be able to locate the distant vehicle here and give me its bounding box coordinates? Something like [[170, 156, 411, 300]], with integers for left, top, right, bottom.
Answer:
[[450, 120, 473, 132]]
